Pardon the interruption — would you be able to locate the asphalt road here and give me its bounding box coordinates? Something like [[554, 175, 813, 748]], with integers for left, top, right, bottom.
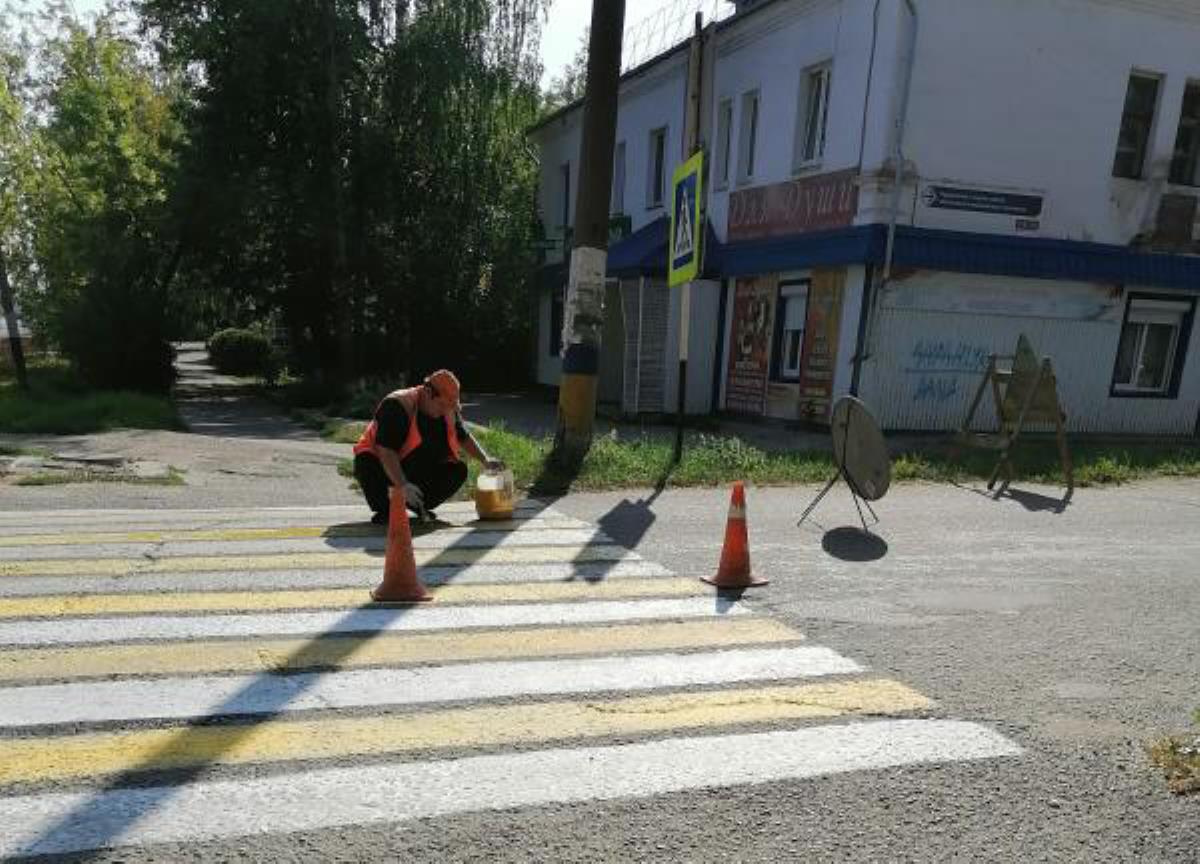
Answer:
[[0, 350, 1196, 862]]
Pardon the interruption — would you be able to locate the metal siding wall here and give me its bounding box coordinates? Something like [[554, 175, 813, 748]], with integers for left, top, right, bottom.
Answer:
[[859, 276, 1200, 435], [638, 280, 671, 412], [621, 280, 641, 413]]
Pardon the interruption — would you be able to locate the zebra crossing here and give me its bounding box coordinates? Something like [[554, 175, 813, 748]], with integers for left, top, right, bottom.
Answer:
[[0, 501, 1020, 858]]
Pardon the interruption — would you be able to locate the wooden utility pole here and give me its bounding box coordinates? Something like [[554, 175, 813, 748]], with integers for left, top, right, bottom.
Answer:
[[550, 0, 626, 471]]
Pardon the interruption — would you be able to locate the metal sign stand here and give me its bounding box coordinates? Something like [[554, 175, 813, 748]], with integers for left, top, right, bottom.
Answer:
[[797, 422, 880, 533], [798, 396, 890, 533]]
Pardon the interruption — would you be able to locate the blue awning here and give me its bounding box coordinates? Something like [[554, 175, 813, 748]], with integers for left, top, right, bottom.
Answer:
[[718, 224, 1200, 292], [888, 226, 1200, 291], [606, 216, 724, 280], [720, 226, 884, 277]]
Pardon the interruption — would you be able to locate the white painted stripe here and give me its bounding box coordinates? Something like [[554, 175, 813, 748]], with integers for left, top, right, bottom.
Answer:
[[0, 528, 614, 560], [0, 561, 674, 598], [0, 646, 859, 727], [0, 597, 740, 647], [0, 720, 1020, 858]]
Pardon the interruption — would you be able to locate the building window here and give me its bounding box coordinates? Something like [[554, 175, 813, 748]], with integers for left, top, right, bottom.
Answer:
[[1112, 73, 1161, 180], [1169, 82, 1200, 187], [647, 127, 667, 208], [559, 162, 571, 233], [774, 278, 810, 381], [612, 141, 626, 214], [795, 64, 831, 169], [715, 98, 733, 188], [737, 90, 759, 184], [1111, 296, 1194, 396], [549, 283, 565, 357]]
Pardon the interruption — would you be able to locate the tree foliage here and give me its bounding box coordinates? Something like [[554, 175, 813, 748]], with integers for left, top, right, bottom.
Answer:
[[140, 0, 548, 388], [541, 27, 588, 114], [6, 5, 185, 392], [2, 0, 550, 393]]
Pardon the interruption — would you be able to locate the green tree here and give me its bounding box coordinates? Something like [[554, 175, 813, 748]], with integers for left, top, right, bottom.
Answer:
[[23, 8, 185, 392], [141, 0, 547, 388], [0, 7, 35, 389], [541, 27, 588, 113]]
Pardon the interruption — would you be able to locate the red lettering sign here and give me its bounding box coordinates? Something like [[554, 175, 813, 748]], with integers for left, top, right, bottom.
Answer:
[[727, 169, 859, 242]]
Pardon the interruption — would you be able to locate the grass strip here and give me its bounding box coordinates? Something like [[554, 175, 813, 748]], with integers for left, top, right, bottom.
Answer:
[[0, 360, 181, 434], [330, 420, 1200, 494], [13, 467, 186, 487], [1149, 709, 1200, 795]]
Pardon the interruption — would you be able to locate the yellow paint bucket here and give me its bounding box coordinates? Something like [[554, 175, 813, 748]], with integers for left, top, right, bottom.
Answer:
[[474, 466, 515, 520]]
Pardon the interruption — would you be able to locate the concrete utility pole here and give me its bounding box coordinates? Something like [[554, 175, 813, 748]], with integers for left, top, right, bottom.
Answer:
[[551, 0, 626, 471], [674, 11, 704, 462]]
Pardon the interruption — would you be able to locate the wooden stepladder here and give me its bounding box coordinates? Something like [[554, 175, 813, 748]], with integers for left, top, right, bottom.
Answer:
[[956, 334, 1073, 491]]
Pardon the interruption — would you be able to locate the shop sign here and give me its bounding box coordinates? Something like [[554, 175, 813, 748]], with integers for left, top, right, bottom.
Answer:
[[724, 275, 776, 414], [727, 169, 858, 242], [922, 185, 1043, 217]]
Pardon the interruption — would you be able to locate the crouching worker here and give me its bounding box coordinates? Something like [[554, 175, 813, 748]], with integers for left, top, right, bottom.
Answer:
[[352, 369, 502, 524]]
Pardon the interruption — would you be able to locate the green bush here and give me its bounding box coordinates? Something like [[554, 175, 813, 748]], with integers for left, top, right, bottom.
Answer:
[[58, 278, 177, 394], [208, 328, 274, 377]]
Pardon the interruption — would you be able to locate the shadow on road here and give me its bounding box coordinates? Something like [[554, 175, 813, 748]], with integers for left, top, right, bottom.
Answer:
[[953, 479, 1074, 514], [17, 446, 703, 857], [820, 526, 889, 562]]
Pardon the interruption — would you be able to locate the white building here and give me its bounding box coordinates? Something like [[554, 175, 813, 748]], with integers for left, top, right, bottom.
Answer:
[[530, 0, 1200, 435]]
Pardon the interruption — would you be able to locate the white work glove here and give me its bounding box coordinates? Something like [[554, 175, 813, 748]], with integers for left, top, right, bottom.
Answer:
[[403, 482, 425, 511]]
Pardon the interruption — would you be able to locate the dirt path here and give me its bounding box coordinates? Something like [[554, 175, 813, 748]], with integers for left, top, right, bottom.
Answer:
[[0, 343, 356, 510]]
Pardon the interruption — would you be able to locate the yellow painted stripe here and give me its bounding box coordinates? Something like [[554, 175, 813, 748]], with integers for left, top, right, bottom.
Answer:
[[0, 520, 571, 548], [0, 526, 380, 547], [0, 579, 702, 618], [0, 679, 930, 786], [0, 618, 803, 683], [0, 546, 632, 579]]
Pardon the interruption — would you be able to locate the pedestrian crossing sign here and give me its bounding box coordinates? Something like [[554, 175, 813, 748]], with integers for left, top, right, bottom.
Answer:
[[669, 150, 704, 287]]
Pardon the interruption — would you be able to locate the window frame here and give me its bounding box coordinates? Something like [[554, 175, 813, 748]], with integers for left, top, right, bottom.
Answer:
[[612, 140, 626, 214], [646, 126, 668, 209], [771, 276, 812, 382], [1109, 293, 1195, 399], [1169, 80, 1200, 187], [1112, 72, 1162, 181], [559, 161, 571, 234], [714, 97, 733, 190], [736, 89, 760, 186], [794, 63, 832, 171]]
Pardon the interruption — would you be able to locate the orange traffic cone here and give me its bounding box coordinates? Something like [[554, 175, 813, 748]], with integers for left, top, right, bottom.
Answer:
[[702, 481, 768, 589], [371, 486, 433, 602]]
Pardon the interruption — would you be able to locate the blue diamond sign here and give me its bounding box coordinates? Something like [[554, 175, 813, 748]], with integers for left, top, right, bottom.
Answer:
[[669, 150, 704, 288]]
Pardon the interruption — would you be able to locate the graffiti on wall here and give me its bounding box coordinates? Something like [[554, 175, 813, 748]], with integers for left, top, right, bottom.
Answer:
[[906, 339, 991, 404], [913, 376, 960, 404], [907, 339, 991, 374]]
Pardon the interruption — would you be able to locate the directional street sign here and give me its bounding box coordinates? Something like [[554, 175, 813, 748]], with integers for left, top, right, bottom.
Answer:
[[669, 150, 704, 288]]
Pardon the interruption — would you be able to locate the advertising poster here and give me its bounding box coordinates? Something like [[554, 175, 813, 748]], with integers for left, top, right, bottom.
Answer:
[[797, 271, 845, 422], [725, 275, 777, 414]]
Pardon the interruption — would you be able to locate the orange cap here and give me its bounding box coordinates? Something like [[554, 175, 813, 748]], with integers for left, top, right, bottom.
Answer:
[[424, 369, 461, 409]]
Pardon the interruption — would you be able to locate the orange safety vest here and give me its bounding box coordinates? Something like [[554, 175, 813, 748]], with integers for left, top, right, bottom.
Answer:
[[352, 386, 461, 462]]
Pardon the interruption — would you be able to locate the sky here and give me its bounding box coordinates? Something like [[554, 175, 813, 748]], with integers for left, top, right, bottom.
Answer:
[[12, 0, 725, 89], [541, 1, 735, 87]]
